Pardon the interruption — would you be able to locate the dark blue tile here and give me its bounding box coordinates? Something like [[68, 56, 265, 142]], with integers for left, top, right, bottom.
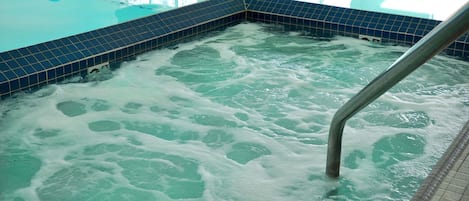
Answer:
[[79, 60, 87, 69], [18, 48, 31, 56], [0, 62, 8, 71], [56, 66, 64, 77], [81, 49, 93, 57], [405, 35, 413, 43], [57, 55, 70, 64], [413, 36, 422, 43], [29, 74, 38, 85], [72, 62, 80, 72], [3, 71, 18, 80], [51, 48, 63, 56], [7, 60, 20, 68], [25, 56, 38, 64], [345, 26, 352, 33], [37, 43, 49, 51], [14, 68, 27, 77], [375, 30, 383, 37], [50, 58, 61, 66], [47, 69, 56, 80], [66, 53, 77, 61], [16, 57, 29, 66], [69, 36, 81, 43], [38, 71, 47, 82], [64, 45, 78, 52], [45, 42, 58, 49], [0, 52, 13, 61], [31, 63, 45, 72], [452, 50, 463, 57], [42, 51, 54, 58], [0, 73, 6, 82], [9, 50, 22, 58], [0, 82, 9, 94], [398, 34, 406, 41], [75, 43, 86, 50], [27, 46, 39, 54], [83, 40, 94, 48], [415, 30, 424, 36], [461, 41, 469, 52], [23, 66, 36, 74], [359, 28, 367, 35], [87, 58, 95, 67], [454, 42, 464, 50], [40, 60, 53, 69], [95, 55, 102, 64], [54, 39, 66, 47], [10, 79, 20, 91], [20, 77, 29, 88], [64, 64, 72, 74]]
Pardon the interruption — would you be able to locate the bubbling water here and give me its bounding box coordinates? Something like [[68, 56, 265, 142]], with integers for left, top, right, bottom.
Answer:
[[0, 23, 468, 201]]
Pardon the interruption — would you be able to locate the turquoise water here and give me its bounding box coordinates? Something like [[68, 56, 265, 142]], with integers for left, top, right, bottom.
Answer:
[[1, 23, 468, 201], [0, 0, 205, 52]]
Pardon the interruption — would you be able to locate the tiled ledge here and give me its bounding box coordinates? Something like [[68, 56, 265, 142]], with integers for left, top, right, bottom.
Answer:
[[412, 121, 469, 201]]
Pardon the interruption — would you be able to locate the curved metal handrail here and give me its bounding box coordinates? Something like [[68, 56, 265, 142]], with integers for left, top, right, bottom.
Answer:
[[326, 2, 469, 178]]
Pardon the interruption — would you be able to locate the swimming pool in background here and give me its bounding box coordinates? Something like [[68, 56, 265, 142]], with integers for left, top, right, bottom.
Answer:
[[1, 23, 468, 201], [0, 0, 205, 52]]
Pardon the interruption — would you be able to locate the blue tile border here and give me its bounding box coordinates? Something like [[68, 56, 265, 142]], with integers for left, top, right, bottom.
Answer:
[[1, 0, 467, 99]]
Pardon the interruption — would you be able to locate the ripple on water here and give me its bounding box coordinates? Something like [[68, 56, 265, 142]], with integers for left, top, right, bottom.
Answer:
[[372, 133, 426, 168], [55, 144, 205, 200], [0, 150, 41, 193], [120, 102, 143, 114], [56, 101, 87, 117], [88, 120, 121, 132], [202, 129, 234, 148], [363, 111, 431, 128], [226, 142, 271, 164], [57, 99, 112, 117], [122, 121, 176, 141], [191, 114, 238, 128], [33, 128, 60, 139]]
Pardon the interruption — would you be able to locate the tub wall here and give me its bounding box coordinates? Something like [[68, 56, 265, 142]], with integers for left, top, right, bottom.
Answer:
[[0, 0, 467, 98]]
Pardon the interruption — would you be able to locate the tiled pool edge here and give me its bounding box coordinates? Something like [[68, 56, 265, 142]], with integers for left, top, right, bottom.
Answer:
[[0, 0, 245, 99], [1, 0, 468, 99], [412, 121, 469, 201]]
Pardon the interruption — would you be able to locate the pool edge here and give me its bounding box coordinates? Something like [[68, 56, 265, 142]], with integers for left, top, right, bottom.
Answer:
[[412, 120, 469, 201]]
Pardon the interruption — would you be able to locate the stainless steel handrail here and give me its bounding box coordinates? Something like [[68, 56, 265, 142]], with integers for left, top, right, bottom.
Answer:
[[326, 2, 469, 178]]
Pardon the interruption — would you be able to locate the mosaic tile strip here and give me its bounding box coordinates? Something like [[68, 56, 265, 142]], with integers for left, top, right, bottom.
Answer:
[[0, 0, 245, 98], [245, 0, 469, 59], [412, 121, 469, 201]]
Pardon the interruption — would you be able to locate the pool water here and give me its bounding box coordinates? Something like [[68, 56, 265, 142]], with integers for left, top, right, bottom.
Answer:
[[0, 23, 468, 201]]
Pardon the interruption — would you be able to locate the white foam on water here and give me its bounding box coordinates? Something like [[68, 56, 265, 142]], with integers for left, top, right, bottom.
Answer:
[[0, 23, 468, 201]]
